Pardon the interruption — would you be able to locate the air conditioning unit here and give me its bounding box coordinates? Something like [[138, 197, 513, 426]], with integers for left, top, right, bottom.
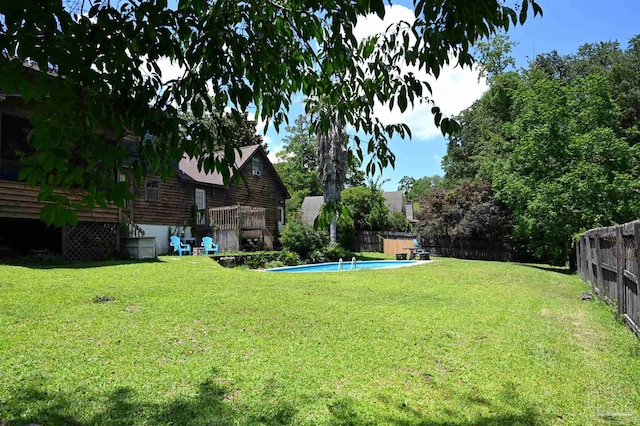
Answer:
[[253, 169, 261, 176]]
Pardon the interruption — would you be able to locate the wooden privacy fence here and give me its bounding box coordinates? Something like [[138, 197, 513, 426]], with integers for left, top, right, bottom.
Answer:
[[353, 231, 417, 252], [425, 237, 525, 262], [576, 220, 640, 337], [383, 238, 415, 256]]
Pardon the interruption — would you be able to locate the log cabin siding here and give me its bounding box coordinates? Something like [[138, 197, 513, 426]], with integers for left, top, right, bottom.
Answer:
[[131, 149, 287, 234], [131, 176, 191, 225], [0, 180, 119, 223], [222, 152, 287, 234]]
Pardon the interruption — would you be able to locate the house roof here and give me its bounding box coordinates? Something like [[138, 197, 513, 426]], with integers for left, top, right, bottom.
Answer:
[[178, 144, 290, 198], [300, 196, 325, 225], [300, 191, 409, 225], [382, 191, 406, 214], [179, 145, 261, 186]]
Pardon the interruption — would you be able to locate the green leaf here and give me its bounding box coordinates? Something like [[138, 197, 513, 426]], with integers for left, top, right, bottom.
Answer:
[[398, 87, 407, 112], [519, 0, 529, 24]]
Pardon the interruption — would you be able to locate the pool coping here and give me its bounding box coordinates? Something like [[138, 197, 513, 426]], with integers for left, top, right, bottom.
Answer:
[[263, 259, 431, 273]]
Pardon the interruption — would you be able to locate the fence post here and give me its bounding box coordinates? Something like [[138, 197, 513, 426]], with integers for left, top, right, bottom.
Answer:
[[616, 226, 625, 318], [594, 231, 604, 295], [576, 236, 583, 278], [586, 233, 595, 288]]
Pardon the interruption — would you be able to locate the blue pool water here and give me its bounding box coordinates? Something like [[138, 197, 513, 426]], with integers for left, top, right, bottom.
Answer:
[[265, 260, 420, 273]]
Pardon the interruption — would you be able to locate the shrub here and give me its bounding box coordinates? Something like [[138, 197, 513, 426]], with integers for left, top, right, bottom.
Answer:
[[280, 219, 328, 258], [278, 250, 301, 266], [322, 245, 354, 262], [388, 211, 410, 232], [337, 214, 355, 250], [265, 260, 285, 269], [246, 253, 266, 269], [307, 249, 326, 264]]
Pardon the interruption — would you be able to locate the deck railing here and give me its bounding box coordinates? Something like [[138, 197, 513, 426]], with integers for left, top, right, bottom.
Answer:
[[209, 205, 266, 231]]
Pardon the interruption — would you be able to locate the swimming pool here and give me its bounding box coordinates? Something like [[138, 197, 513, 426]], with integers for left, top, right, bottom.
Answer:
[[265, 260, 421, 273]]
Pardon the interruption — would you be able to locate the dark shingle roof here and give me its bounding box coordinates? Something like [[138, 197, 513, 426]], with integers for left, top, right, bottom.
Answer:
[[382, 191, 405, 214], [300, 196, 324, 225], [300, 191, 408, 225], [178, 145, 262, 186]]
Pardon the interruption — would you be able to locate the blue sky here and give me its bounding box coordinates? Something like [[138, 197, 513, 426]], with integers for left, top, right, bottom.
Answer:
[[261, 0, 640, 191]]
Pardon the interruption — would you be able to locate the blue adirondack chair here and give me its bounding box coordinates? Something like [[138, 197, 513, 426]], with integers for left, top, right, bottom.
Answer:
[[201, 236, 219, 255], [170, 235, 191, 256], [412, 239, 427, 254]]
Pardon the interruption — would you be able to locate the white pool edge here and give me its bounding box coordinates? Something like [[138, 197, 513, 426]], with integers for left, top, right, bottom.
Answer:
[[263, 259, 431, 273]]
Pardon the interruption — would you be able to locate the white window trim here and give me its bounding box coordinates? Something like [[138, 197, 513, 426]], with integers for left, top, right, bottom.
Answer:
[[195, 188, 207, 226]]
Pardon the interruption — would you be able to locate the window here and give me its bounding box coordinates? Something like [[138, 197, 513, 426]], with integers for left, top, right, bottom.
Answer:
[[119, 173, 131, 210], [0, 113, 32, 181], [145, 179, 160, 201], [252, 156, 261, 176], [195, 188, 206, 226], [277, 206, 285, 232]]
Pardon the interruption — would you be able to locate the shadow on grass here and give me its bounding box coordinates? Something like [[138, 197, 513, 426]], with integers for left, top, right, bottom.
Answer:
[[2, 371, 295, 426], [4, 376, 548, 425], [354, 252, 395, 261], [9, 257, 169, 270], [520, 263, 575, 276]]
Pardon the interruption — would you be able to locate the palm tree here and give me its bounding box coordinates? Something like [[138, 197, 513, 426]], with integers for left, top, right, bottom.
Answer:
[[316, 119, 348, 245]]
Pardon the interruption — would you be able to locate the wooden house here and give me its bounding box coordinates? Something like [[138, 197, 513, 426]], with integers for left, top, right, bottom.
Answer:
[[0, 94, 122, 261], [129, 144, 290, 253], [1, 63, 288, 258]]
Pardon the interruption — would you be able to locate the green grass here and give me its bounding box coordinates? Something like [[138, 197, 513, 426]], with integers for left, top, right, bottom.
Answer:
[[1, 256, 639, 425]]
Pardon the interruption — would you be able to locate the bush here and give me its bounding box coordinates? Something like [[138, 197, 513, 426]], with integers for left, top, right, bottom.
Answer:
[[280, 219, 328, 259], [278, 250, 301, 266], [245, 253, 266, 269], [265, 260, 285, 269], [388, 211, 410, 232], [337, 214, 355, 250], [307, 249, 326, 264], [322, 245, 354, 262]]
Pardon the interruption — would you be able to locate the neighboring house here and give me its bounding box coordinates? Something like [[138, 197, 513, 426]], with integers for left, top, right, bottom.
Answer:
[[300, 190, 414, 226], [381, 191, 415, 223], [129, 144, 289, 254]]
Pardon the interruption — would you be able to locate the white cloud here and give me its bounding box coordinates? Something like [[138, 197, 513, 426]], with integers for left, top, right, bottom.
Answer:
[[156, 57, 185, 83], [355, 5, 488, 142], [266, 137, 286, 164]]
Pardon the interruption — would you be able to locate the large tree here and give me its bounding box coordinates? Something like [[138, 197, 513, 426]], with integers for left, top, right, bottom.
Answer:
[[183, 110, 267, 151], [0, 0, 541, 225], [440, 34, 640, 264], [316, 117, 348, 245], [274, 113, 365, 220]]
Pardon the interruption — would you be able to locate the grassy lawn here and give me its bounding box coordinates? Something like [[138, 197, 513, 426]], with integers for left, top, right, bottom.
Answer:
[[1, 256, 639, 425]]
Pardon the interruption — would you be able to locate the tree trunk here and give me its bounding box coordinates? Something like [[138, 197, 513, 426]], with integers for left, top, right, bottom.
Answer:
[[316, 117, 348, 245], [330, 214, 337, 245]]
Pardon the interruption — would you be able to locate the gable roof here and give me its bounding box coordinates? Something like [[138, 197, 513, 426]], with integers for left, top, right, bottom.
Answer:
[[178, 145, 289, 197], [300, 195, 324, 225], [300, 191, 408, 225], [382, 191, 406, 215], [178, 145, 260, 186]]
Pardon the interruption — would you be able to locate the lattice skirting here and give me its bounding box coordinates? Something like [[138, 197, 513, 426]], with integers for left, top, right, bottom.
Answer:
[[63, 222, 119, 261]]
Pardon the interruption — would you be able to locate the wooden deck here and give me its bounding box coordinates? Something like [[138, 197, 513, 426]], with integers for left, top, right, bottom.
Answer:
[[209, 205, 266, 231]]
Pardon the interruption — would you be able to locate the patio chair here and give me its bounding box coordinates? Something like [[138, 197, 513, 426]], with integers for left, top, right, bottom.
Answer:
[[170, 235, 191, 256], [201, 236, 219, 255], [412, 239, 427, 254]]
